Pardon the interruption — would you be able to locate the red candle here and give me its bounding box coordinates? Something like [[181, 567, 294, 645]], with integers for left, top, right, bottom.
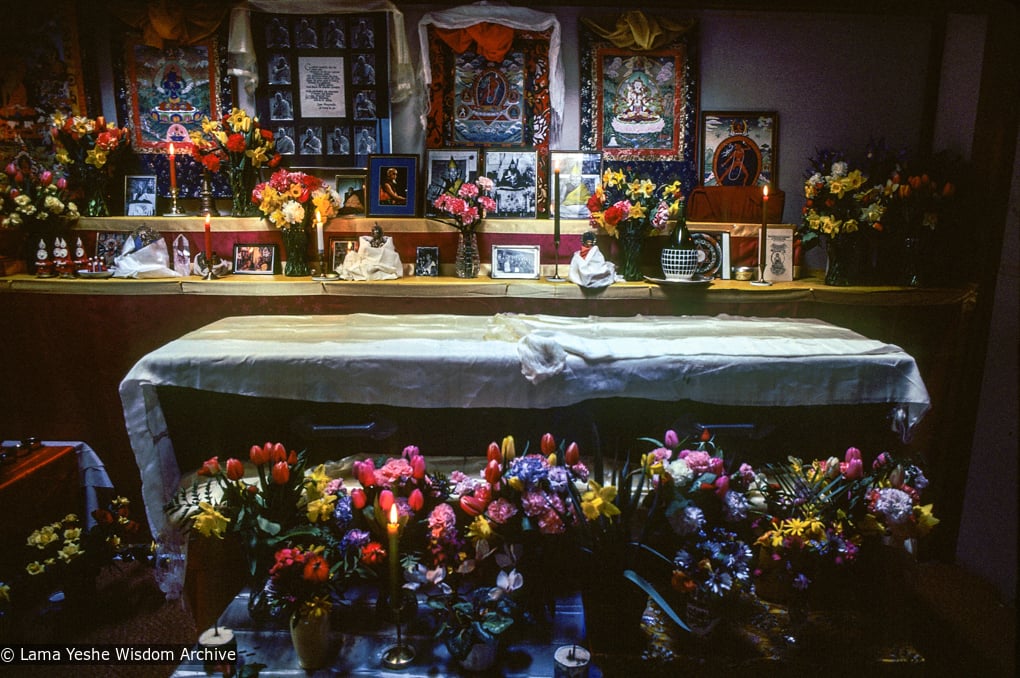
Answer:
[[168, 143, 177, 191], [204, 212, 212, 264]]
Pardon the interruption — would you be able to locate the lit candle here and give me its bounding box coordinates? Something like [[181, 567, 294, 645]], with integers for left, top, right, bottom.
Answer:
[[760, 184, 769, 275], [168, 143, 177, 191], [204, 212, 212, 267], [553, 162, 561, 245], [95, 116, 105, 131], [315, 210, 324, 252], [388, 503, 400, 611], [197, 625, 237, 673]]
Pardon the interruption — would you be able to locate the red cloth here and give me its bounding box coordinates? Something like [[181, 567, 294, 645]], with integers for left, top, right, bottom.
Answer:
[[434, 23, 515, 62]]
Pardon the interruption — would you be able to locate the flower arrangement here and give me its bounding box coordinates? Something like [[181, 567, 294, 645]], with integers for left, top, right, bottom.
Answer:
[[264, 544, 336, 621], [426, 567, 523, 662], [0, 149, 78, 230], [50, 113, 132, 217], [800, 148, 884, 247], [586, 166, 684, 239], [431, 176, 497, 233], [252, 169, 343, 230], [670, 526, 754, 621]]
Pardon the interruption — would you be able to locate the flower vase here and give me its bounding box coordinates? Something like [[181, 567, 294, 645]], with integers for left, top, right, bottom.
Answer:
[[229, 165, 259, 217], [683, 593, 721, 638], [618, 223, 645, 281], [455, 230, 480, 278], [282, 227, 310, 277], [824, 234, 857, 286], [456, 637, 499, 672], [83, 170, 110, 217], [290, 611, 333, 670]]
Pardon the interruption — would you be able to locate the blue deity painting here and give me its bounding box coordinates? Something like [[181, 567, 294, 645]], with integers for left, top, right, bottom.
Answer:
[[453, 51, 524, 145]]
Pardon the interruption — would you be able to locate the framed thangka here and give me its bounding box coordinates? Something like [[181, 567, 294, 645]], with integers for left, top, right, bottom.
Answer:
[[701, 111, 777, 187], [550, 151, 602, 220], [579, 15, 698, 192], [423, 24, 555, 214], [251, 12, 391, 169]]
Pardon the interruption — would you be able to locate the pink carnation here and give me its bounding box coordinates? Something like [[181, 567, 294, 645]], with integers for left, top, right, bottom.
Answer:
[[537, 509, 565, 535], [458, 182, 479, 199], [476, 176, 494, 192], [521, 490, 550, 518], [375, 458, 414, 486], [485, 498, 518, 524], [681, 450, 713, 474], [428, 503, 457, 535]]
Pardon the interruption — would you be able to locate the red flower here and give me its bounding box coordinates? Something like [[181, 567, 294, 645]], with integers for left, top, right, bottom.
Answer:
[[302, 553, 330, 583], [408, 488, 425, 512], [487, 442, 502, 463], [200, 154, 221, 173], [225, 457, 244, 481], [271, 442, 288, 464], [250, 443, 271, 466], [197, 456, 221, 477], [603, 202, 628, 226], [541, 433, 556, 456], [411, 455, 426, 481], [351, 488, 367, 510], [379, 489, 395, 512], [225, 133, 247, 154], [361, 542, 385, 565], [272, 460, 290, 485], [92, 508, 114, 525], [485, 459, 501, 485], [564, 442, 580, 466]]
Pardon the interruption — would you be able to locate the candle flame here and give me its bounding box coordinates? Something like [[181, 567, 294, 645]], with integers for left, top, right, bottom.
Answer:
[[762, 184, 769, 199], [316, 209, 322, 226], [204, 212, 211, 226], [389, 503, 399, 525], [169, 143, 175, 155]]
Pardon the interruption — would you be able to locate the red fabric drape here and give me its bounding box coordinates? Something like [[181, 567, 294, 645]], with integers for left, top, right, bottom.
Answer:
[[434, 23, 515, 62]]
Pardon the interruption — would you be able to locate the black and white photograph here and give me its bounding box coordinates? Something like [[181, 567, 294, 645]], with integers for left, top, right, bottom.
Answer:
[[550, 151, 602, 219], [124, 175, 157, 216], [268, 54, 291, 85], [353, 91, 377, 120], [270, 90, 294, 120], [294, 17, 320, 49], [322, 17, 346, 48], [299, 126, 324, 155], [491, 245, 540, 279], [233, 244, 278, 275], [351, 54, 376, 85], [482, 150, 538, 218], [350, 17, 375, 49], [415, 246, 440, 276], [354, 125, 378, 155], [265, 17, 290, 48], [425, 149, 479, 215], [327, 126, 352, 155], [274, 126, 296, 154]]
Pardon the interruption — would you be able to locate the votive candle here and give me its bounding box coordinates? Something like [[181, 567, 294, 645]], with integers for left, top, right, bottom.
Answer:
[[168, 143, 177, 191]]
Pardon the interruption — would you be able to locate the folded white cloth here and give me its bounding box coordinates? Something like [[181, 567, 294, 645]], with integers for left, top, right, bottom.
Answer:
[[517, 331, 568, 383], [340, 235, 403, 280], [568, 246, 616, 288], [113, 228, 182, 279]]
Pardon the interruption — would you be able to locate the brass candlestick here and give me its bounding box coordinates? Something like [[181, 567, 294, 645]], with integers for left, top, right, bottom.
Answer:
[[381, 596, 415, 669], [200, 172, 220, 217], [547, 234, 565, 282], [164, 187, 186, 216]]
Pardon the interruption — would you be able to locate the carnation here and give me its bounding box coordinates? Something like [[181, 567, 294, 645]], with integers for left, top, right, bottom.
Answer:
[[872, 487, 914, 525], [485, 498, 517, 525], [280, 200, 305, 225]]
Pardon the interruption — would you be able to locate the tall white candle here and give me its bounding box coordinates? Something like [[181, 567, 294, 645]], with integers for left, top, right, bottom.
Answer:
[[315, 210, 324, 252]]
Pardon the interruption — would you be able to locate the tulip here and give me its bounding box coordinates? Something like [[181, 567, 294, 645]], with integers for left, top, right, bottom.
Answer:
[[197, 456, 221, 477], [271, 460, 290, 484], [356, 460, 376, 488], [4, 163, 15, 176], [459, 495, 486, 516], [408, 489, 424, 512], [474, 485, 492, 505], [889, 465, 904, 488], [351, 488, 367, 510], [271, 442, 287, 463], [402, 445, 420, 460], [378, 489, 394, 512], [487, 442, 502, 463], [501, 435, 516, 462], [56, 177, 67, 190], [841, 457, 864, 480], [942, 182, 956, 197], [541, 433, 556, 456], [664, 429, 679, 450], [250, 443, 270, 466], [564, 442, 580, 466], [485, 459, 501, 485], [700, 428, 712, 443], [40, 170, 52, 186], [411, 455, 426, 480], [225, 458, 244, 481], [714, 474, 730, 498], [287, 449, 298, 466], [825, 456, 841, 479], [845, 447, 862, 463]]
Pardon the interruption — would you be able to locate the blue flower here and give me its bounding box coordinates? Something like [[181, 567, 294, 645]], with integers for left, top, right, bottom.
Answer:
[[333, 493, 353, 532]]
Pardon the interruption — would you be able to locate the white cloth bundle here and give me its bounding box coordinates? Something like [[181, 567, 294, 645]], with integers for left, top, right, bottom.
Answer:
[[568, 246, 616, 288], [113, 227, 182, 279], [340, 235, 403, 280]]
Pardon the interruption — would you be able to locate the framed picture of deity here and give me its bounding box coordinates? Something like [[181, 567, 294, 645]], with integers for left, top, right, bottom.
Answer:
[[701, 111, 777, 187], [578, 18, 698, 192], [481, 149, 538, 218]]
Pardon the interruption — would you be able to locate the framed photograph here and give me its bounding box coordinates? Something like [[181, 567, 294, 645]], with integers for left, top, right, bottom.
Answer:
[[482, 149, 537, 218], [233, 243, 278, 274], [329, 236, 359, 271], [95, 232, 128, 269], [415, 246, 439, 277], [701, 111, 777, 187], [124, 175, 157, 216], [550, 151, 602, 220], [367, 154, 418, 217], [424, 149, 480, 216], [335, 172, 367, 217], [491, 245, 540, 279]]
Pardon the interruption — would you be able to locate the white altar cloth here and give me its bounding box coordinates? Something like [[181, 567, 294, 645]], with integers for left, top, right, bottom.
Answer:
[[120, 313, 930, 536]]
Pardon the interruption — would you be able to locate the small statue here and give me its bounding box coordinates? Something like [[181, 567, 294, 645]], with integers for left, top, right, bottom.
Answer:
[[369, 223, 386, 248], [53, 236, 74, 277], [568, 230, 615, 288], [579, 230, 598, 259], [34, 238, 55, 277], [72, 236, 89, 272]]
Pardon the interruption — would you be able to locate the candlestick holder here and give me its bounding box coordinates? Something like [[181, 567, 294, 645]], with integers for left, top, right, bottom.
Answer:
[[310, 249, 339, 281], [199, 172, 220, 217], [546, 238, 565, 282], [164, 187, 186, 217], [381, 600, 415, 669], [197, 252, 223, 280]]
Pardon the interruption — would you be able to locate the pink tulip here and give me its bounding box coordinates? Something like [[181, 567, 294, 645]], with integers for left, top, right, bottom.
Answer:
[[664, 429, 679, 449], [408, 489, 424, 512], [56, 177, 67, 190], [39, 170, 52, 186], [378, 489, 394, 512], [411, 455, 426, 480], [714, 475, 730, 498], [351, 488, 367, 510], [4, 163, 15, 176], [356, 460, 376, 488]]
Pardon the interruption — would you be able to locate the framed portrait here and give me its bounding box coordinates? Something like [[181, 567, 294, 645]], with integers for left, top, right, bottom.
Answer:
[[482, 149, 537, 218], [124, 175, 157, 216], [233, 244, 278, 274], [329, 236, 359, 271], [491, 245, 540, 279], [701, 111, 778, 187], [415, 246, 440, 277], [367, 154, 418, 217], [335, 172, 367, 217], [424, 149, 480, 216], [95, 232, 128, 269], [550, 151, 602, 220]]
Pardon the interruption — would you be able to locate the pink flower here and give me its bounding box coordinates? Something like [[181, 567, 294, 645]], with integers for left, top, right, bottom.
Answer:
[[408, 488, 425, 512], [458, 182, 479, 199], [374, 458, 414, 486], [476, 176, 494, 192], [537, 509, 565, 535], [683, 451, 713, 474], [521, 490, 550, 518], [379, 489, 395, 512], [664, 429, 679, 449], [485, 498, 518, 524], [428, 503, 457, 534]]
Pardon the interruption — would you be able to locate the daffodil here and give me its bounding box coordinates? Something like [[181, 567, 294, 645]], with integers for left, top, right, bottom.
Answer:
[[581, 480, 621, 521], [305, 494, 337, 523], [192, 501, 231, 538]]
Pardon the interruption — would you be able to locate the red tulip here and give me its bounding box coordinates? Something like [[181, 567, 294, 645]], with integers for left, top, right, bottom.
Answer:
[[287, 449, 298, 466], [485, 459, 501, 485], [355, 460, 376, 488], [271, 460, 290, 484], [564, 442, 580, 466], [271, 442, 287, 463], [408, 489, 424, 512], [225, 457, 244, 481], [250, 443, 270, 466], [378, 489, 395, 512], [700, 428, 712, 442], [351, 488, 367, 510], [4, 163, 15, 176], [459, 495, 486, 516], [197, 456, 221, 477], [474, 485, 492, 505], [486, 442, 502, 463], [411, 455, 426, 480], [540, 433, 556, 456], [39, 170, 52, 186]]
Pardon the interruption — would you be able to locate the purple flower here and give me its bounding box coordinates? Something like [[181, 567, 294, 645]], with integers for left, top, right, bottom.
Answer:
[[333, 492, 353, 532], [506, 454, 550, 489], [339, 528, 370, 554]]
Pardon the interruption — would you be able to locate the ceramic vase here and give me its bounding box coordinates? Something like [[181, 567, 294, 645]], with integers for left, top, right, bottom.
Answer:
[[290, 611, 332, 670]]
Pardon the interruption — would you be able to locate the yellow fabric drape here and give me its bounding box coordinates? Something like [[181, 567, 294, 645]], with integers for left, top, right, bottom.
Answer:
[[581, 10, 694, 51], [111, 0, 228, 48]]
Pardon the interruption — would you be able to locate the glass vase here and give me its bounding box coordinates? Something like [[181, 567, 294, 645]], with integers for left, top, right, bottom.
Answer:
[[455, 230, 480, 278], [618, 224, 645, 282], [229, 165, 260, 217], [282, 227, 310, 277], [824, 234, 856, 286], [83, 169, 110, 217]]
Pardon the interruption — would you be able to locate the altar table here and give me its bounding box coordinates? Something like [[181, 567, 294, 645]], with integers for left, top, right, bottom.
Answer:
[[121, 313, 930, 536]]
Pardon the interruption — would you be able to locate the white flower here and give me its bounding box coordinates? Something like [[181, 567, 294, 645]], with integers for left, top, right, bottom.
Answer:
[[496, 568, 523, 593], [280, 200, 305, 226], [874, 487, 914, 525], [666, 458, 693, 485], [44, 195, 65, 214], [14, 194, 31, 207], [830, 161, 849, 178]]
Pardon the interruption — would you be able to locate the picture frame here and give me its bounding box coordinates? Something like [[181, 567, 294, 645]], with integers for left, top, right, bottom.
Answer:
[[763, 225, 795, 283], [124, 175, 157, 216], [414, 246, 440, 277], [491, 245, 540, 279], [424, 149, 480, 216], [335, 171, 367, 217], [481, 149, 538, 218], [689, 228, 732, 279], [550, 151, 602, 220], [329, 236, 359, 271], [701, 111, 778, 187], [95, 232, 128, 269], [233, 243, 278, 275], [367, 154, 418, 217]]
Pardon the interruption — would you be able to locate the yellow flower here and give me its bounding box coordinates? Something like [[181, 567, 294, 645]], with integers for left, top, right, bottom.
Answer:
[[201, 117, 219, 135], [246, 145, 269, 167], [628, 178, 655, 200], [914, 504, 939, 536], [192, 501, 231, 538], [227, 108, 249, 130], [85, 148, 107, 168], [300, 595, 333, 618], [26, 561, 46, 576], [306, 494, 337, 523], [58, 542, 84, 563], [0, 583, 9, 603], [304, 463, 331, 500], [628, 201, 648, 220], [581, 480, 621, 521], [466, 515, 493, 541], [63, 527, 82, 541], [501, 435, 516, 462]]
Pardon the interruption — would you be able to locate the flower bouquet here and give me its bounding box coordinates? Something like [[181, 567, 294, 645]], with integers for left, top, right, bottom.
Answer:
[[800, 149, 884, 285], [188, 108, 279, 216], [251, 169, 343, 275], [265, 544, 337, 669], [1, 149, 79, 233], [430, 176, 496, 278], [586, 166, 684, 280], [51, 113, 131, 217]]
